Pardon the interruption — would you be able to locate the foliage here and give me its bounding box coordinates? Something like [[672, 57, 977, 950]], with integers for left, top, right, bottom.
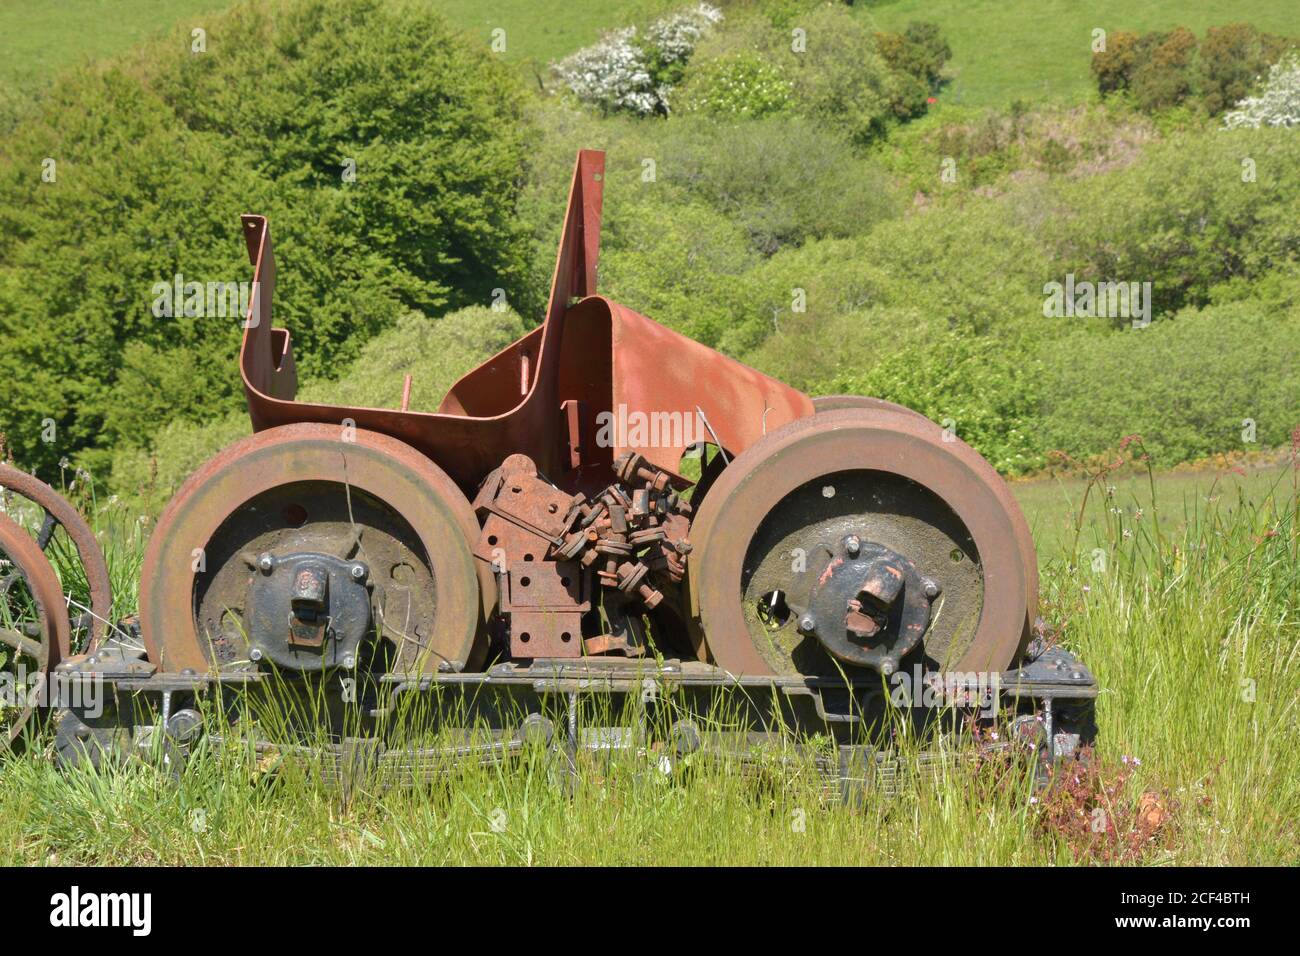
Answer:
[[874, 20, 951, 118], [0, 0, 530, 480], [675, 50, 793, 117], [1037, 297, 1300, 467], [815, 324, 1047, 475], [1049, 127, 1300, 320], [1092, 23, 1297, 115], [1223, 52, 1300, 129]]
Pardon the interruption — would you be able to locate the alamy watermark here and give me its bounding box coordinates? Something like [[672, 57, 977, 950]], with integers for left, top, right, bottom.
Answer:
[[1043, 273, 1152, 328], [595, 403, 710, 451], [1, 663, 104, 717], [151, 273, 258, 325]]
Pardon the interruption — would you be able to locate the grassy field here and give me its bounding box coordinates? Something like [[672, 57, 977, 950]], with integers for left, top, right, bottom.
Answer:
[[0, 461, 1295, 865], [0, 0, 666, 94], [858, 0, 1300, 107]]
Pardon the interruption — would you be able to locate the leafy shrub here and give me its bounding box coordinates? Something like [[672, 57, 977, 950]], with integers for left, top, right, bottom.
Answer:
[[675, 51, 794, 117], [1092, 24, 1297, 116], [1223, 52, 1300, 129], [1200, 24, 1296, 115], [655, 116, 900, 255], [0, 0, 529, 479], [1050, 127, 1300, 320], [874, 21, 951, 118], [1037, 298, 1300, 465], [782, 4, 896, 145], [813, 323, 1048, 475]]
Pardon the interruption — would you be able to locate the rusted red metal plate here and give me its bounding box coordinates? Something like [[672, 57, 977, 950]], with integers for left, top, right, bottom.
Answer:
[[236, 151, 812, 503]]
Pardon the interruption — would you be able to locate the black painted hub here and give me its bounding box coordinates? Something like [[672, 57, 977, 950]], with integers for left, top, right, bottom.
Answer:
[[803, 537, 935, 675], [245, 552, 372, 671]]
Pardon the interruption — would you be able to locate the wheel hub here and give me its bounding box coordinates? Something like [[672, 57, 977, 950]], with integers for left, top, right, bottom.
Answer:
[[802, 537, 936, 675], [246, 552, 373, 671]]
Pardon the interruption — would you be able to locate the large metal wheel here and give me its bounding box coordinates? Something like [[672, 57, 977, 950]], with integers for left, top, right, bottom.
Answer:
[[690, 406, 1036, 678], [140, 423, 488, 676], [814, 395, 1037, 621], [0, 513, 70, 748]]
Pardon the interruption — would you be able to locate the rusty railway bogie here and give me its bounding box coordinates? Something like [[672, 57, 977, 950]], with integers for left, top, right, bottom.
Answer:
[[15, 149, 1097, 785]]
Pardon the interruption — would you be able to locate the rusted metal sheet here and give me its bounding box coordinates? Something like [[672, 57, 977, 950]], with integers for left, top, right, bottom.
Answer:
[[236, 151, 812, 502]]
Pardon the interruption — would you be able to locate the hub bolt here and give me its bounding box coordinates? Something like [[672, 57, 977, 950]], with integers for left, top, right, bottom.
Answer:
[[257, 553, 273, 573], [844, 535, 861, 557], [350, 563, 367, 581], [798, 614, 816, 634]]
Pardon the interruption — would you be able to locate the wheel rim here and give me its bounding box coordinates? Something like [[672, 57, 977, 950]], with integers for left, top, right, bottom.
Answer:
[[690, 407, 1035, 677], [0, 513, 69, 747], [140, 423, 487, 675], [0, 464, 112, 651]]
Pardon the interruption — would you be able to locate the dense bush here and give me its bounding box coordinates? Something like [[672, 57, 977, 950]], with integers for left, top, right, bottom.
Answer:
[[0, 0, 529, 478], [1049, 128, 1300, 320], [675, 51, 794, 117], [1091, 23, 1296, 115], [1038, 297, 1300, 465], [874, 21, 951, 118]]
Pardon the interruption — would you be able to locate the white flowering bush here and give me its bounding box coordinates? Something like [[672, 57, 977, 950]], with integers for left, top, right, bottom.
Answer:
[[1222, 52, 1300, 129], [644, 2, 723, 68], [553, 4, 722, 116]]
